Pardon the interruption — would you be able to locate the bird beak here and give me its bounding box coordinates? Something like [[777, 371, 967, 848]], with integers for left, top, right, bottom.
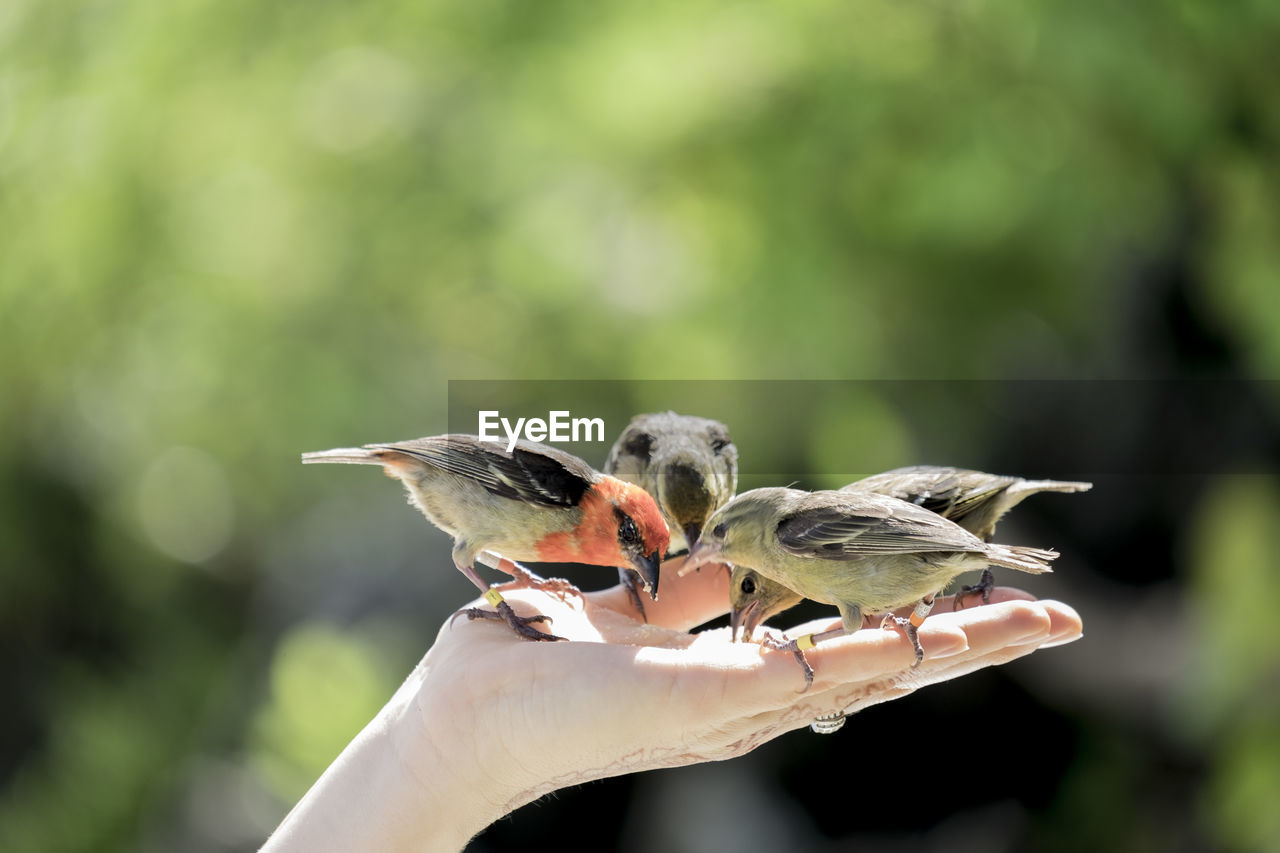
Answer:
[[682, 523, 702, 555], [742, 600, 766, 641], [630, 549, 662, 601], [730, 600, 760, 643], [683, 539, 723, 573]]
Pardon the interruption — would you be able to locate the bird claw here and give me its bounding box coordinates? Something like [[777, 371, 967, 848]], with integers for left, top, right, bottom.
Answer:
[[879, 615, 923, 666], [953, 568, 994, 611], [460, 600, 567, 642], [759, 632, 815, 692]]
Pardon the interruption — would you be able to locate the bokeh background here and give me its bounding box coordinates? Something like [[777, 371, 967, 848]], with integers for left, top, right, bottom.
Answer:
[[2, 0, 1278, 850]]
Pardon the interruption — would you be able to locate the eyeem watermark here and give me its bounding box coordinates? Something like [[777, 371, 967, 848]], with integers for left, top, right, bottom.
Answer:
[[478, 410, 606, 451]]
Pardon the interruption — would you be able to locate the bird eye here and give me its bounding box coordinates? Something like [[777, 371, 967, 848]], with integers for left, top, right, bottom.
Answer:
[[711, 437, 731, 453], [740, 576, 756, 595], [618, 514, 641, 545], [622, 431, 654, 461], [712, 522, 726, 540]]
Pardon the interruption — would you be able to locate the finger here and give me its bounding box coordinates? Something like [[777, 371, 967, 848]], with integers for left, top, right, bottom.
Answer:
[[737, 590, 1051, 697], [762, 615, 843, 638], [743, 597, 1068, 713], [643, 555, 732, 630], [902, 628, 1067, 692], [589, 555, 732, 632], [729, 599, 1075, 728], [870, 586, 1035, 619], [792, 619, 973, 692], [664, 599, 1082, 746], [824, 599, 1071, 708], [919, 599, 1055, 655], [915, 600, 1079, 677], [1036, 599, 1084, 647], [749, 587, 1041, 638], [981, 586, 1038, 603], [705, 620, 970, 716]]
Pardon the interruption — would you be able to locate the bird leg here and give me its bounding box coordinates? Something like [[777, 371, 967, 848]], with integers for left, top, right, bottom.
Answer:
[[617, 567, 648, 621], [953, 568, 994, 611], [478, 551, 584, 605], [759, 633, 815, 691], [458, 587, 567, 642], [880, 595, 934, 666], [760, 626, 849, 693], [879, 616, 921, 666]]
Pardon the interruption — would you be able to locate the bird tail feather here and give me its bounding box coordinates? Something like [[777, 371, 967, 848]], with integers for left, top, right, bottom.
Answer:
[[985, 544, 1058, 574], [1006, 479, 1093, 497], [301, 447, 382, 465]]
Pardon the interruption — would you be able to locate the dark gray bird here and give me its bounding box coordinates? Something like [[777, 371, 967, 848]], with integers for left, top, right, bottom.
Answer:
[[604, 412, 738, 618]]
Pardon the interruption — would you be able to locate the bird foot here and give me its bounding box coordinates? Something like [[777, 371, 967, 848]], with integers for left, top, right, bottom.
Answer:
[[460, 598, 567, 642], [760, 632, 816, 693], [879, 615, 923, 666], [953, 568, 994, 611]]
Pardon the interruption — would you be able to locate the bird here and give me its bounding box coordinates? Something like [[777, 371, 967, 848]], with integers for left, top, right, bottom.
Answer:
[[302, 434, 670, 641], [603, 412, 738, 618], [729, 467, 1092, 641], [849, 466, 1091, 603], [687, 486, 1058, 686]]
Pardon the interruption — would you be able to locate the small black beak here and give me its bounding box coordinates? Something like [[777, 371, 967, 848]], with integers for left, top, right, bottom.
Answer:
[[630, 549, 662, 602]]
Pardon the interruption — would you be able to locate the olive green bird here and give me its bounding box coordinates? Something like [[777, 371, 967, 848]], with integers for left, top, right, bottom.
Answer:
[[728, 467, 1092, 643], [686, 485, 1060, 687]]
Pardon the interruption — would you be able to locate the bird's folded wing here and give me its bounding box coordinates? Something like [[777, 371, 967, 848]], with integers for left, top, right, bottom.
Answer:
[[369, 435, 594, 507], [775, 501, 982, 559]]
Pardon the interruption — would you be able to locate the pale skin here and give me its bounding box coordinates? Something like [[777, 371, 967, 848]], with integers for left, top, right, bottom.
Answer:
[[260, 557, 1083, 853]]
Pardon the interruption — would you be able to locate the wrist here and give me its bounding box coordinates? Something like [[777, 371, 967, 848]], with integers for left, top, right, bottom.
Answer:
[[261, 642, 515, 853], [390, 654, 525, 847]]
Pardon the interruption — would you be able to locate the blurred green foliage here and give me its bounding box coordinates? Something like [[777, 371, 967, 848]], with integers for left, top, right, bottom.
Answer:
[[251, 622, 401, 800], [1, 0, 1278, 850], [1186, 478, 1280, 853]]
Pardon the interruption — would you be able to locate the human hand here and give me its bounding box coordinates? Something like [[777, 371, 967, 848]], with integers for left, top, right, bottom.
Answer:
[[262, 559, 1081, 852]]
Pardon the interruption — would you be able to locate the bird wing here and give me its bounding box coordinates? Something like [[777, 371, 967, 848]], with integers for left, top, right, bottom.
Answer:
[[848, 466, 1014, 517], [921, 481, 1011, 520], [775, 497, 982, 559], [370, 435, 596, 507]]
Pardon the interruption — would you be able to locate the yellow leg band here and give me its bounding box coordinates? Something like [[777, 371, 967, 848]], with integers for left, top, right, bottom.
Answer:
[[909, 611, 927, 628], [483, 588, 505, 607], [796, 633, 816, 651]]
